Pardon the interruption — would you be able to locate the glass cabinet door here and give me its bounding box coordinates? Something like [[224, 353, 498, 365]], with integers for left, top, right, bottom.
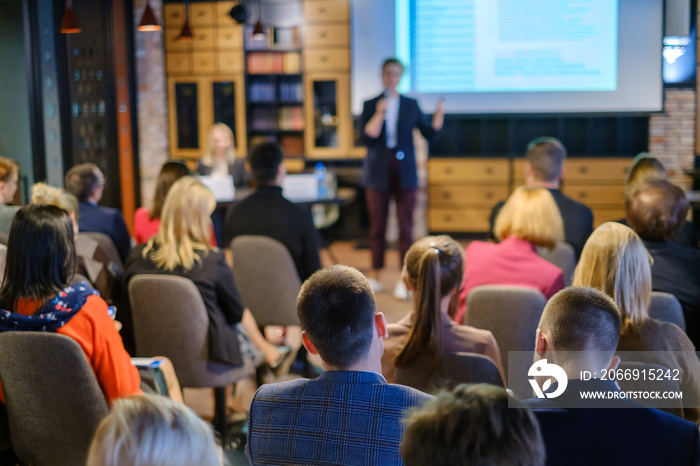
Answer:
[[304, 73, 349, 158], [168, 78, 207, 159], [208, 76, 247, 156]]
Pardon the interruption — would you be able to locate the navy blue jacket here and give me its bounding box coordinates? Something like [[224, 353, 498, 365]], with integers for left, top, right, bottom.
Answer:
[[77, 202, 131, 263], [360, 94, 440, 191]]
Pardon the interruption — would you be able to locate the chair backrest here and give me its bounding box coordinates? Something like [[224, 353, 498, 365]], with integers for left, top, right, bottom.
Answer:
[[395, 352, 504, 394], [466, 285, 547, 384], [648, 292, 686, 332], [81, 231, 124, 277], [616, 360, 684, 418], [0, 332, 109, 466], [0, 244, 7, 280], [128, 274, 248, 388], [231, 235, 301, 327], [537, 241, 576, 287]]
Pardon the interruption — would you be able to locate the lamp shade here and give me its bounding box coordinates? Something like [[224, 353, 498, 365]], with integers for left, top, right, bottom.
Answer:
[[138, 1, 161, 31], [252, 19, 265, 39], [60, 0, 81, 34], [178, 20, 194, 40]]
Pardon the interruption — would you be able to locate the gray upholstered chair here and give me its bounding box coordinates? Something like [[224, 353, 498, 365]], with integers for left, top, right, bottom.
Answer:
[[128, 274, 254, 438], [537, 241, 576, 287], [81, 231, 124, 277], [649, 291, 686, 332], [0, 332, 110, 466], [616, 361, 684, 418], [465, 285, 547, 389], [394, 352, 504, 394]]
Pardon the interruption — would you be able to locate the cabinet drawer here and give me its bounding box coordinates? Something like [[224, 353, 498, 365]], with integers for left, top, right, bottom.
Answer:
[[303, 48, 350, 71], [217, 27, 243, 49], [191, 2, 215, 26], [513, 159, 527, 183], [193, 28, 216, 50], [303, 0, 349, 23], [565, 158, 630, 184], [164, 4, 185, 27], [164, 29, 192, 52], [429, 186, 508, 207], [429, 208, 492, 232], [216, 1, 237, 27], [429, 159, 509, 184], [192, 52, 216, 74], [284, 159, 305, 173], [561, 184, 625, 206], [166, 53, 191, 74], [305, 24, 349, 48], [592, 209, 626, 227], [218, 51, 244, 73]]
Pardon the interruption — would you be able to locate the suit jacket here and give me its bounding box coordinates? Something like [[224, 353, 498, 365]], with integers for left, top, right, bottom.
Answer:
[[489, 188, 593, 258], [361, 94, 440, 191], [524, 379, 700, 466], [247, 370, 432, 465], [78, 201, 131, 263]]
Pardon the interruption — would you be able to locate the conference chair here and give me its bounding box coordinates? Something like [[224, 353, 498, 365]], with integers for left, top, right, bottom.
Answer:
[[648, 291, 686, 332], [394, 352, 504, 394], [616, 361, 684, 418], [128, 274, 254, 439], [537, 241, 576, 287], [81, 231, 124, 277], [0, 332, 110, 466]]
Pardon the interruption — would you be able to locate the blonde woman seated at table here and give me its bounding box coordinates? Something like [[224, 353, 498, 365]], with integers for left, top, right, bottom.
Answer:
[[573, 221, 700, 423], [455, 187, 565, 324], [382, 236, 504, 384], [197, 123, 250, 188]]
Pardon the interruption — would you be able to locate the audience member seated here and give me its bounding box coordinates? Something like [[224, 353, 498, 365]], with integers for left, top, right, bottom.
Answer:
[[125, 177, 290, 371], [456, 186, 565, 323], [224, 142, 321, 282], [382, 235, 504, 384], [247, 265, 432, 465], [626, 179, 700, 349], [489, 137, 593, 257], [0, 204, 140, 405], [65, 163, 131, 263], [573, 221, 700, 423], [197, 123, 250, 188], [617, 153, 697, 248], [134, 160, 189, 245], [401, 384, 545, 466], [0, 157, 20, 235], [523, 287, 700, 466], [87, 394, 221, 466]]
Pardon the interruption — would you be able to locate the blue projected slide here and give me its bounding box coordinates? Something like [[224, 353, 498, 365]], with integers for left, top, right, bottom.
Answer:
[[397, 0, 618, 94]]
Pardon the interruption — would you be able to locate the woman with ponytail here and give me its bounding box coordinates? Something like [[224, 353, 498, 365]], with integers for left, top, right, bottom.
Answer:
[[381, 235, 504, 383]]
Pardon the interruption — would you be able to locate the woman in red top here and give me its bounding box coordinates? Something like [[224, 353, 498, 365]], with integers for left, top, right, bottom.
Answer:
[[0, 204, 140, 404]]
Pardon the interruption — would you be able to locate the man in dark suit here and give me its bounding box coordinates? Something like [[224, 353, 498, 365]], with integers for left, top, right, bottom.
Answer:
[[361, 58, 444, 297], [65, 163, 131, 263], [523, 287, 700, 466], [489, 137, 593, 257], [247, 265, 432, 465]]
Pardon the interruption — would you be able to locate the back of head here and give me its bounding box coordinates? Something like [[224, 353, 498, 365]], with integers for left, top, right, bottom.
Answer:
[[401, 384, 545, 466], [396, 236, 464, 369], [150, 161, 190, 220], [573, 222, 651, 328], [494, 186, 564, 248], [145, 176, 216, 271], [625, 153, 667, 196], [539, 287, 621, 354], [31, 182, 79, 217], [526, 137, 566, 183], [0, 204, 75, 309], [248, 142, 283, 185], [0, 157, 19, 182], [626, 179, 689, 242], [65, 163, 103, 202], [297, 265, 376, 368], [86, 394, 221, 466]]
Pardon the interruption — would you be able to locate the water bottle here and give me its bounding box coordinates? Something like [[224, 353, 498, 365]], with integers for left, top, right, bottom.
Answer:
[[315, 162, 327, 199]]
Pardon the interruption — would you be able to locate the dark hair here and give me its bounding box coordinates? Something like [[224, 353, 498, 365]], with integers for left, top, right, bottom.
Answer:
[[526, 137, 566, 183], [395, 236, 464, 375], [539, 287, 621, 353], [0, 204, 76, 311], [149, 161, 190, 220], [626, 179, 689, 242], [65, 163, 103, 202], [382, 57, 404, 73], [401, 384, 545, 466], [297, 265, 376, 368], [247, 143, 284, 184]]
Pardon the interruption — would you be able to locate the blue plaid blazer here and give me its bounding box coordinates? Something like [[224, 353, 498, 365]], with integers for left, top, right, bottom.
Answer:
[[247, 370, 433, 465]]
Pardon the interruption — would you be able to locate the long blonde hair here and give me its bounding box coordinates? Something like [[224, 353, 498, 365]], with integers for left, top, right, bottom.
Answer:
[[572, 222, 652, 331], [142, 177, 215, 271], [201, 123, 236, 167], [494, 187, 564, 249]]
